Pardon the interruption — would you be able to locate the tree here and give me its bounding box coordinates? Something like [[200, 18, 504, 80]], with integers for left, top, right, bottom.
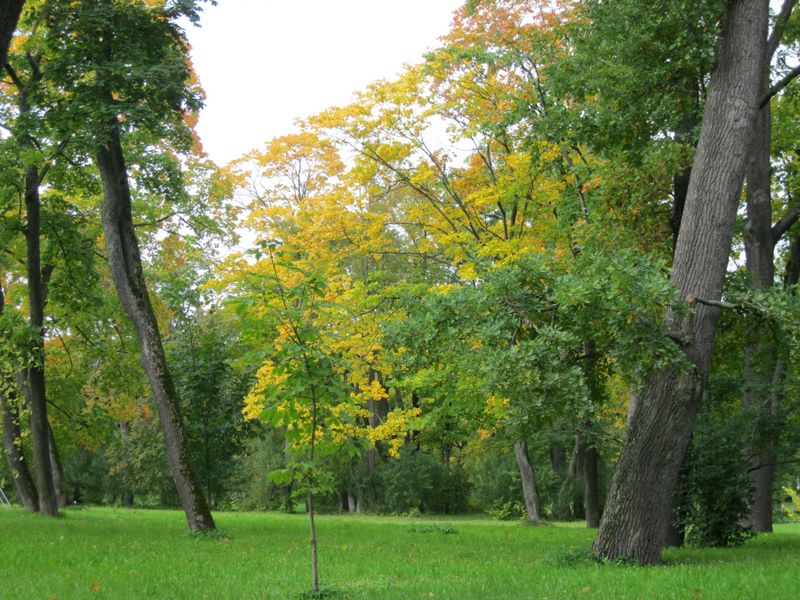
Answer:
[[593, 0, 769, 564], [39, 0, 216, 531]]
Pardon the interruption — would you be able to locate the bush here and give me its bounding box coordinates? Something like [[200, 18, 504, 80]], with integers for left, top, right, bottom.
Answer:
[[379, 447, 471, 514], [676, 410, 754, 547]]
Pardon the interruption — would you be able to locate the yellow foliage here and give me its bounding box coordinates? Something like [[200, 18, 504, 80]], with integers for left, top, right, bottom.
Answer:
[[368, 407, 422, 458]]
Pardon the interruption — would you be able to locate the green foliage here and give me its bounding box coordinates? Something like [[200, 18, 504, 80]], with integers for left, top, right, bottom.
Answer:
[[784, 487, 800, 524], [378, 447, 470, 515], [487, 499, 525, 522], [676, 390, 755, 548]]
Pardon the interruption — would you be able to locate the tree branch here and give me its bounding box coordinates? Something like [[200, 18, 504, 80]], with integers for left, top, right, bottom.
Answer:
[[767, 0, 797, 60], [748, 458, 800, 473], [772, 203, 800, 245], [760, 63, 800, 107]]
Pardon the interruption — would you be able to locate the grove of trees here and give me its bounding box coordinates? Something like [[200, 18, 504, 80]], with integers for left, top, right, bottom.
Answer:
[[2, 0, 800, 579]]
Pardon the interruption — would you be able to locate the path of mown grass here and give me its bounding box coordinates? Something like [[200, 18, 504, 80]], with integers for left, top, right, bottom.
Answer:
[[0, 507, 798, 599]]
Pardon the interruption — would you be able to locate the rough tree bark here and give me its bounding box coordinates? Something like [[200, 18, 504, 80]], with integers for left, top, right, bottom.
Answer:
[[514, 440, 541, 523], [96, 121, 214, 532], [593, 0, 768, 564]]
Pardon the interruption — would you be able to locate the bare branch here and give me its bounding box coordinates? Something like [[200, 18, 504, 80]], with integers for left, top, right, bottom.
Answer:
[[760, 63, 800, 108], [772, 203, 800, 245], [767, 0, 797, 61]]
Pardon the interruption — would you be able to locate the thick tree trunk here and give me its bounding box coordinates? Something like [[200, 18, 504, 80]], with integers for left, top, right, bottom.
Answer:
[[594, 0, 767, 564], [0, 0, 25, 68], [514, 440, 541, 523], [24, 164, 58, 517], [584, 445, 600, 529], [1, 388, 38, 512], [96, 122, 214, 532]]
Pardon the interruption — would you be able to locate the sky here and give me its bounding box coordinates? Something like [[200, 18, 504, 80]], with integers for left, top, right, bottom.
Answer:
[[185, 0, 464, 166]]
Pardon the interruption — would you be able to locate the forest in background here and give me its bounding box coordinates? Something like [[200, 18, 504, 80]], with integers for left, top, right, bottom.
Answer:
[[1, 0, 800, 568]]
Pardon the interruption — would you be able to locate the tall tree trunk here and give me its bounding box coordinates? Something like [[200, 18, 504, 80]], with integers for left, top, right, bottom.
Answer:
[[24, 164, 58, 517], [96, 121, 214, 532], [747, 235, 800, 529], [584, 445, 600, 528], [1, 388, 38, 512], [593, 0, 768, 564], [514, 440, 541, 523], [741, 96, 776, 532], [0, 0, 25, 68], [0, 284, 38, 511]]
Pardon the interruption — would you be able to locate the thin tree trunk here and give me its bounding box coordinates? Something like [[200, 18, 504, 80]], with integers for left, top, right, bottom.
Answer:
[[308, 489, 319, 594], [47, 422, 68, 506], [24, 164, 58, 517], [119, 421, 134, 508], [746, 235, 800, 529], [594, 0, 768, 564], [1, 388, 38, 512], [568, 432, 584, 519], [584, 445, 599, 528], [96, 121, 214, 532], [670, 113, 699, 252], [514, 440, 541, 523], [740, 55, 791, 531], [664, 492, 686, 548], [0, 285, 38, 511]]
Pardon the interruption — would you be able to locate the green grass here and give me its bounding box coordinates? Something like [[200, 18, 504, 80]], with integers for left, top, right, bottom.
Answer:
[[1, 507, 798, 599]]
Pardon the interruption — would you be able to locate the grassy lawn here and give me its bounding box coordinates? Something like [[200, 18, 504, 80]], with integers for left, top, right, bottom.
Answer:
[[0, 507, 798, 599]]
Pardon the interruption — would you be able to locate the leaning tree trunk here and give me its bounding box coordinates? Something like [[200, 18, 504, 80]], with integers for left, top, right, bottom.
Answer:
[[514, 440, 541, 523], [0, 285, 39, 511], [24, 164, 58, 516], [96, 121, 214, 532], [593, 0, 768, 565], [1, 387, 38, 512]]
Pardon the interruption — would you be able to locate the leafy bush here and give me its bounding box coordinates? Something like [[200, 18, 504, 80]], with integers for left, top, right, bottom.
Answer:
[[379, 447, 470, 514], [487, 499, 525, 521], [783, 487, 800, 523], [676, 407, 754, 547]]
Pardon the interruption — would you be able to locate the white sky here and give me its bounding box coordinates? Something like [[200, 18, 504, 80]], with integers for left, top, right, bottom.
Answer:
[[185, 0, 464, 165]]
